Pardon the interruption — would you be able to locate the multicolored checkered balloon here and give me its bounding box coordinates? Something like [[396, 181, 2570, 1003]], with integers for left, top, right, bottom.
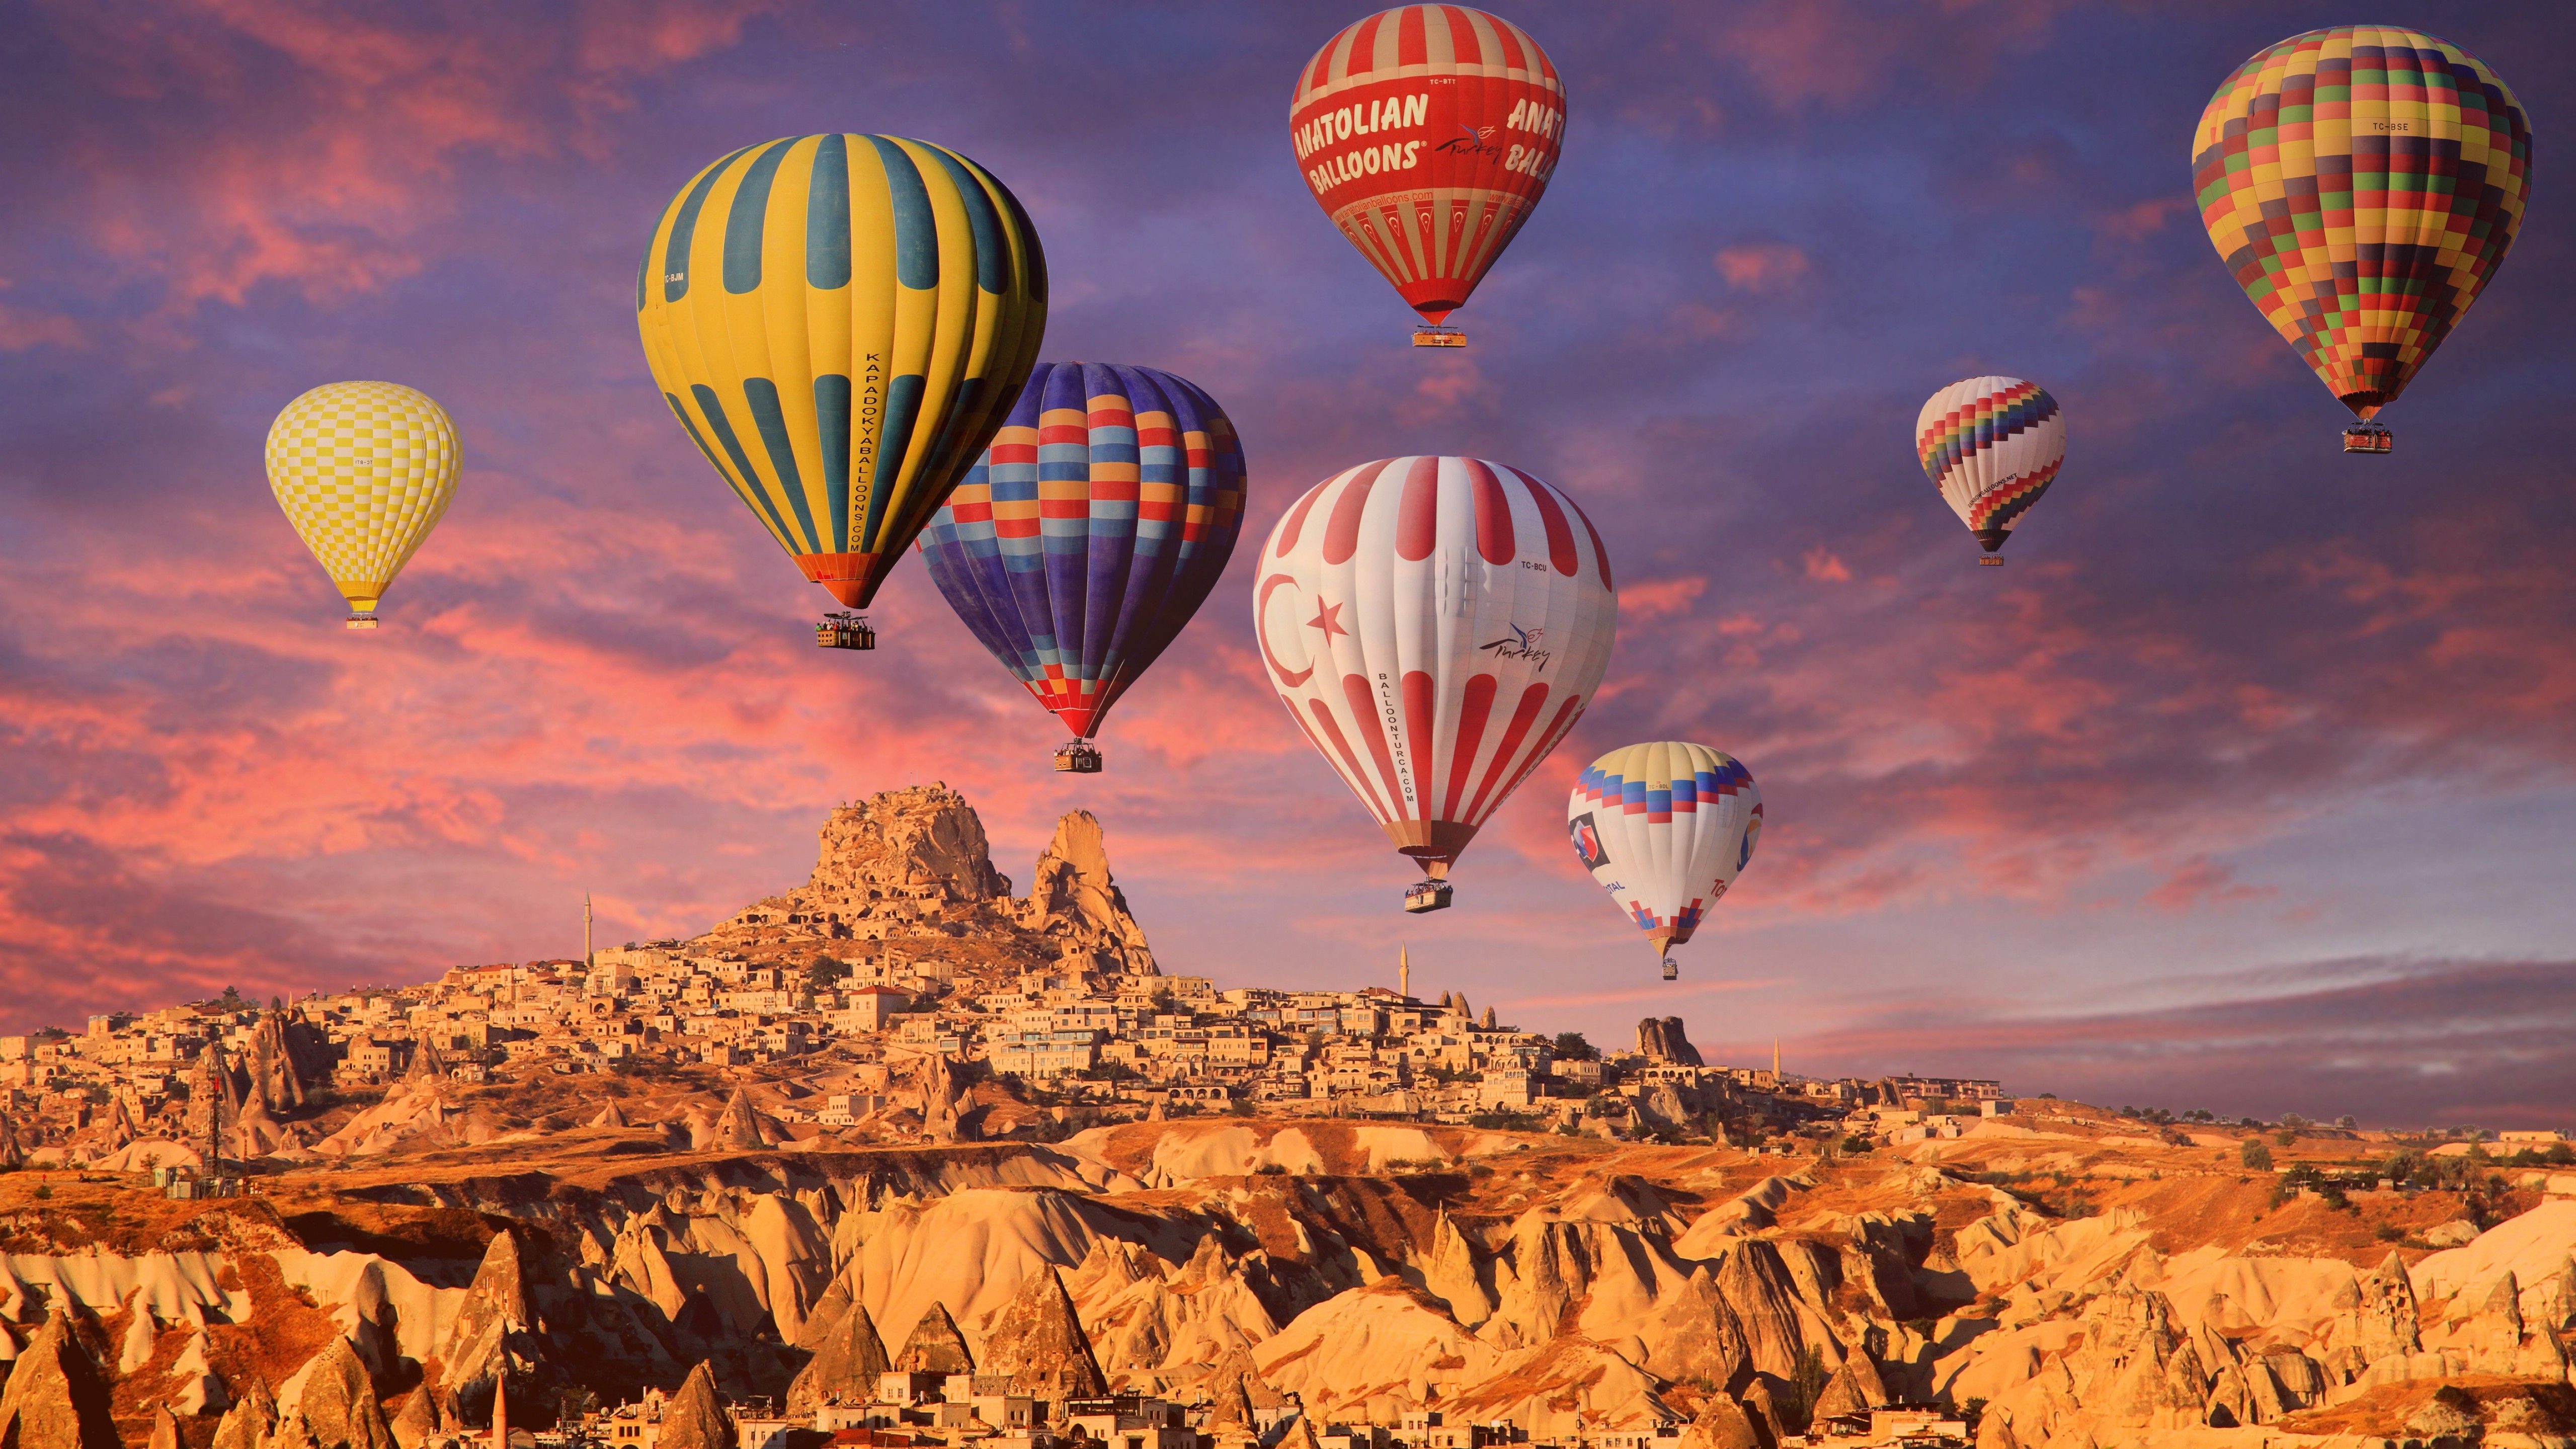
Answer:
[[2193, 26, 2531, 427], [264, 381, 460, 625]]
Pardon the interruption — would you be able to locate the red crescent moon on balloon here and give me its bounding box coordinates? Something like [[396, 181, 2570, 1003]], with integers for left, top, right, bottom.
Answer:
[[1256, 572, 1314, 687]]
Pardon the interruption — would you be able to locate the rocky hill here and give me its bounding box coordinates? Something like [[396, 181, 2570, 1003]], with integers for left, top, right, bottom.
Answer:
[[1, 786, 2570, 1449]]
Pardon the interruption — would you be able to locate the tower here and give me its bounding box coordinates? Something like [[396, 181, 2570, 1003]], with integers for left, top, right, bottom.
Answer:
[[493, 1364, 508, 1449], [1773, 1039, 1781, 1082], [1399, 942, 1410, 1001], [584, 893, 594, 969]]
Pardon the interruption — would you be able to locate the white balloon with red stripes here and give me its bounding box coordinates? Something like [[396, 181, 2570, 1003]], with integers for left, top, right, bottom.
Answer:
[[1253, 455, 1616, 905]]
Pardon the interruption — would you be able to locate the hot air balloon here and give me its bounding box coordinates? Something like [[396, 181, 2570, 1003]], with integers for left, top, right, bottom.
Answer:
[[265, 381, 460, 629], [1567, 743, 1761, 982], [1916, 377, 2065, 567], [637, 135, 1046, 647], [1253, 456, 1616, 912], [2193, 26, 2531, 454], [917, 361, 1249, 774], [1290, 6, 1564, 347]]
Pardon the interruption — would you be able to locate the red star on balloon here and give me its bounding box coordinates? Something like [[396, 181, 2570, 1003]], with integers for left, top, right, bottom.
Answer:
[[1307, 599, 1348, 642]]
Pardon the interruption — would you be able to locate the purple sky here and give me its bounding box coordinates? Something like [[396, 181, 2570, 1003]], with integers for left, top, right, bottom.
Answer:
[[2, 1, 2570, 1129]]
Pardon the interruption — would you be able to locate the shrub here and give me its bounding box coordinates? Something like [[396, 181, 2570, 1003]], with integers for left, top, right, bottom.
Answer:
[[2241, 1140, 2274, 1171]]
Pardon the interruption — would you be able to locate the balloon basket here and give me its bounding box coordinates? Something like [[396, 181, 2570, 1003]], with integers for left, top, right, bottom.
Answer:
[[2342, 424, 2393, 455], [1403, 879, 1454, 914], [1660, 956, 1678, 982], [1976, 556, 2005, 568], [1411, 326, 1466, 349], [344, 612, 380, 631], [1053, 741, 1103, 774], [817, 612, 876, 650]]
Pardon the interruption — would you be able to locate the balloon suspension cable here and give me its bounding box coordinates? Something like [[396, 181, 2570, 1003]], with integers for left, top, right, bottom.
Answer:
[[1053, 740, 1103, 775], [344, 611, 380, 631], [1411, 325, 1466, 349], [816, 611, 876, 651], [1404, 878, 1455, 915], [2341, 423, 2393, 455]]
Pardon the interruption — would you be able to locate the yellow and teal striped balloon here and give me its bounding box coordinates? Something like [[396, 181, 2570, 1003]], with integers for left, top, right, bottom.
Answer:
[[264, 380, 460, 626], [637, 135, 1048, 613]]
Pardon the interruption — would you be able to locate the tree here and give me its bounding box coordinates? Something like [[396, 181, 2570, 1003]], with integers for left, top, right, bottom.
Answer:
[[1778, 1344, 1833, 1429], [2241, 1140, 2274, 1171], [806, 956, 852, 992], [1551, 1031, 1599, 1063], [2336, 1114, 2358, 1130]]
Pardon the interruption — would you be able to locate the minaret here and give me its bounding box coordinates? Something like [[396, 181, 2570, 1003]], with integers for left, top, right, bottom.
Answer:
[[584, 893, 594, 970], [1773, 1039, 1781, 1082], [493, 1369, 508, 1449], [1399, 942, 1410, 1001]]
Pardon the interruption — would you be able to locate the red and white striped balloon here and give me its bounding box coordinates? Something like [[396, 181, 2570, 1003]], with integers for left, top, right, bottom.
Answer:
[[1253, 456, 1617, 892]]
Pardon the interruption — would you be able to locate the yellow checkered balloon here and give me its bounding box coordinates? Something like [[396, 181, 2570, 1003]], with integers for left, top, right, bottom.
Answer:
[[265, 381, 460, 623]]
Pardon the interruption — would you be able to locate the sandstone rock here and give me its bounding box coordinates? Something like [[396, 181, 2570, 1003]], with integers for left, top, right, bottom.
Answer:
[[2422, 1219, 2480, 1249], [1419, 1211, 1494, 1327], [2406, 1384, 2480, 1440], [291, 1335, 396, 1449], [978, 1266, 1107, 1399], [655, 1363, 734, 1449], [1683, 1396, 1768, 1449], [210, 1380, 277, 1449], [914, 1057, 971, 1145], [1739, 1381, 1788, 1445], [149, 1405, 182, 1449], [1637, 1018, 1702, 1066], [713, 1089, 772, 1151], [786, 1300, 893, 1414], [0, 1310, 120, 1449], [1637, 1267, 1752, 1393], [896, 1302, 975, 1375], [441, 1231, 532, 1401], [1014, 813, 1155, 974], [389, 1390, 440, 1449]]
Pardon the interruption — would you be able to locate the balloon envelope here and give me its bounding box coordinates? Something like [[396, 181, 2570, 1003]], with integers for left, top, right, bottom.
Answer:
[[918, 361, 1248, 742], [1916, 376, 2065, 554], [1290, 6, 1564, 326], [1254, 456, 1616, 882], [2192, 26, 2531, 421], [265, 381, 460, 617], [637, 135, 1047, 610], [1567, 742, 1761, 959]]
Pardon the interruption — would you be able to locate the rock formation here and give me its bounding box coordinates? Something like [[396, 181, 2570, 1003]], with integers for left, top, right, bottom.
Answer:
[[1013, 812, 1156, 974], [897, 1303, 975, 1375], [443, 1230, 533, 1397], [1638, 1016, 1702, 1066], [0, 1311, 120, 1449], [210, 1379, 277, 1449], [785, 1299, 892, 1414], [978, 1266, 1108, 1399], [713, 1089, 773, 1151], [1683, 1396, 1768, 1449], [289, 1335, 397, 1449], [655, 1363, 734, 1449]]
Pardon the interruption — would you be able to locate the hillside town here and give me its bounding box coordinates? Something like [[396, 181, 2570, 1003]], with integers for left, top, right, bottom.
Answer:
[[0, 788, 2005, 1170]]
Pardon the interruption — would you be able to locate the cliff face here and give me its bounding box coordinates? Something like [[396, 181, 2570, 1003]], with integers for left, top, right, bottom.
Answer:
[[701, 786, 1155, 979]]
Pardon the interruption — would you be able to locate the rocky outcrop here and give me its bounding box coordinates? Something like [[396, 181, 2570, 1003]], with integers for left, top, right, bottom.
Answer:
[[655, 1363, 734, 1449], [1637, 1017, 1702, 1066], [285, 1336, 396, 1449], [897, 1302, 975, 1375], [785, 1298, 892, 1414], [713, 1089, 774, 1151], [1682, 1396, 1768, 1449], [0, 1311, 120, 1449], [389, 1389, 441, 1449], [211, 1379, 278, 1449], [978, 1266, 1108, 1399], [1013, 812, 1156, 974], [441, 1231, 532, 1397]]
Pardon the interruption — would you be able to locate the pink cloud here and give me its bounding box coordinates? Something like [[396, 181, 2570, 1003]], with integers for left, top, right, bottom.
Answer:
[[1716, 243, 1811, 294]]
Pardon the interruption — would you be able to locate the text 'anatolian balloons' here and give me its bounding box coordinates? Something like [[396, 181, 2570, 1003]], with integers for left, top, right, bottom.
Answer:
[[1291, 6, 1564, 328], [637, 135, 1047, 614], [1255, 457, 1616, 896]]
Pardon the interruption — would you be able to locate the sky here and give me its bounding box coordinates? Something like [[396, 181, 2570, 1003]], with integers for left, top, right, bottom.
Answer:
[[2, 1, 2570, 1130]]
